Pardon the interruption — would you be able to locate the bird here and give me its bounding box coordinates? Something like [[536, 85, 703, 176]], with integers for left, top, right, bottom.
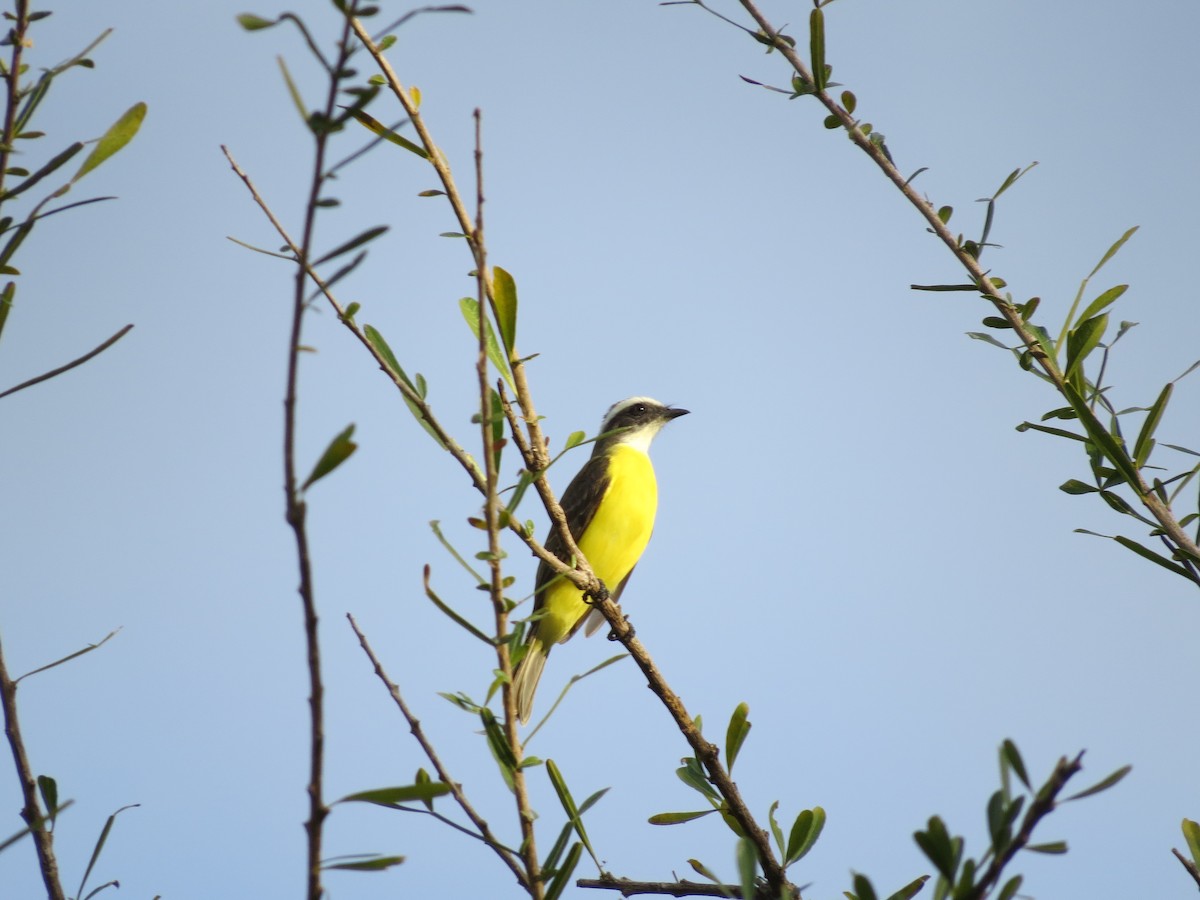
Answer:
[[512, 396, 688, 724]]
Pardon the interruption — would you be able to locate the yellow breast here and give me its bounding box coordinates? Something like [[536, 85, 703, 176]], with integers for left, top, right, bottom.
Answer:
[[542, 444, 658, 644]]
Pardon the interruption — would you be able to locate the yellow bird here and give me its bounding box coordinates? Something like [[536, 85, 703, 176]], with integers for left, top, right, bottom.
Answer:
[[513, 396, 688, 723]]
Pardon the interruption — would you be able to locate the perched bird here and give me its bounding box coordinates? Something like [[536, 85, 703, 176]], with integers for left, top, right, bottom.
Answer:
[[513, 396, 688, 724]]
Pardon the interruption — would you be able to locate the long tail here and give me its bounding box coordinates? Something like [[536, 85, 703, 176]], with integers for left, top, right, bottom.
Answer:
[[512, 637, 548, 725]]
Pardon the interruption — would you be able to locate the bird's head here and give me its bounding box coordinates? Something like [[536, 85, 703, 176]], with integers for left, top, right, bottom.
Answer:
[[597, 396, 689, 453]]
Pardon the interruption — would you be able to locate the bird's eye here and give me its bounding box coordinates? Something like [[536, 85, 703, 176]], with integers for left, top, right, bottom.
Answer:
[[630, 403, 647, 416]]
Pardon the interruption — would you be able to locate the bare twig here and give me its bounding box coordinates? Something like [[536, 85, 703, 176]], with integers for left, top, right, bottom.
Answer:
[[0, 633, 66, 900], [345, 614, 531, 889], [1173, 848, 1200, 892], [0, 324, 133, 399]]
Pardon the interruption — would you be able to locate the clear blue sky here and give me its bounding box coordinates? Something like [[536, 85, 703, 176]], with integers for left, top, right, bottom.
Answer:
[[2, 1, 1198, 897]]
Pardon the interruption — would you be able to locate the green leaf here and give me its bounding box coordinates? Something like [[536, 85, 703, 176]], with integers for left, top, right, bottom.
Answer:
[[1182, 819, 1200, 865], [0, 142, 82, 202], [313, 225, 388, 265], [1000, 739, 1030, 790], [965, 331, 1009, 350], [841, 90, 857, 114], [1132, 382, 1172, 469], [301, 424, 357, 491], [687, 858, 723, 885], [1075, 284, 1127, 326], [481, 708, 518, 790], [363, 325, 447, 449], [73, 103, 146, 182], [1059, 479, 1097, 495], [676, 757, 720, 802], [1065, 312, 1108, 381], [75, 804, 138, 900], [725, 702, 751, 772], [1026, 840, 1068, 854], [914, 818, 957, 880], [345, 107, 428, 158], [982, 316, 1012, 329], [543, 842, 582, 900], [992, 161, 1038, 200], [459, 297, 515, 391], [546, 759, 602, 869], [809, 8, 827, 92], [1062, 381, 1141, 488], [885, 875, 930, 900], [736, 837, 757, 900], [1088, 225, 1138, 279], [338, 782, 452, 807], [850, 873, 878, 900], [236, 13, 279, 30], [1062, 764, 1131, 802], [322, 854, 405, 871], [491, 266, 518, 360], [768, 801, 785, 858], [997, 875, 1023, 900], [1016, 421, 1087, 442], [1111, 536, 1191, 578], [648, 809, 715, 825], [785, 806, 825, 864], [37, 776, 58, 829]]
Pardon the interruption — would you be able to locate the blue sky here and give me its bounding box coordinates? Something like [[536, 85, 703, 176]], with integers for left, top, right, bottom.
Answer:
[[2, 1, 1198, 897]]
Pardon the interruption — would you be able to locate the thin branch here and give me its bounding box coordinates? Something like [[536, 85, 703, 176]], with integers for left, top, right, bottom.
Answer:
[[345, 614, 531, 890], [578, 875, 745, 897], [470, 108, 543, 895], [1172, 847, 1200, 891], [731, 0, 1200, 569], [0, 324, 133, 399], [0, 632, 66, 900], [967, 753, 1084, 899]]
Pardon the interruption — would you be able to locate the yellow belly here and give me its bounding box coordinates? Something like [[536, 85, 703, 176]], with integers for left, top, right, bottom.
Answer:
[[543, 444, 658, 644]]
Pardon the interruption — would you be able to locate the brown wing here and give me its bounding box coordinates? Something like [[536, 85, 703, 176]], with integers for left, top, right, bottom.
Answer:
[[531, 453, 611, 628]]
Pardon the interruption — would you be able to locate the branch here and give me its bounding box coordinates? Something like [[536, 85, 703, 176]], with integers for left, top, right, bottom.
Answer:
[[967, 753, 1083, 899], [579, 874, 750, 897], [730, 0, 1200, 571], [1173, 848, 1200, 892], [0, 324, 133, 399], [345, 614, 531, 890], [0, 632, 66, 900]]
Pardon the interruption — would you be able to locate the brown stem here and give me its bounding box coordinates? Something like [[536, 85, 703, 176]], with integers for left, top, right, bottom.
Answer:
[[0, 633, 66, 900], [0, 324, 134, 399], [733, 0, 1200, 568], [346, 615, 531, 890]]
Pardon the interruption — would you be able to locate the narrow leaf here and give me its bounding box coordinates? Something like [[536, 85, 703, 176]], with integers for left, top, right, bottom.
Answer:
[[736, 837, 757, 900], [301, 424, 357, 491], [725, 702, 751, 772], [73, 103, 147, 182], [1027, 840, 1068, 854], [1059, 479, 1097, 495], [1065, 312, 1108, 380], [1001, 739, 1031, 789], [345, 107, 428, 158], [236, 13, 279, 30], [491, 266, 518, 360], [809, 8, 826, 92], [1183, 819, 1200, 864], [313, 225, 388, 265], [546, 759, 601, 868], [1063, 764, 1131, 802], [885, 875, 930, 900], [1075, 284, 1127, 326], [1088, 225, 1138, 279], [459, 297, 515, 391], [544, 842, 582, 900], [322, 854, 405, 871], [1133, 382, 1172, 469], [339, 783, 451, 806], [648, 810, 715, 825]]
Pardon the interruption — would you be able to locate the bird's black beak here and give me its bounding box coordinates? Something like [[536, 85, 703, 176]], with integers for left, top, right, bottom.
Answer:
[[665, 407, 690, 420]]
